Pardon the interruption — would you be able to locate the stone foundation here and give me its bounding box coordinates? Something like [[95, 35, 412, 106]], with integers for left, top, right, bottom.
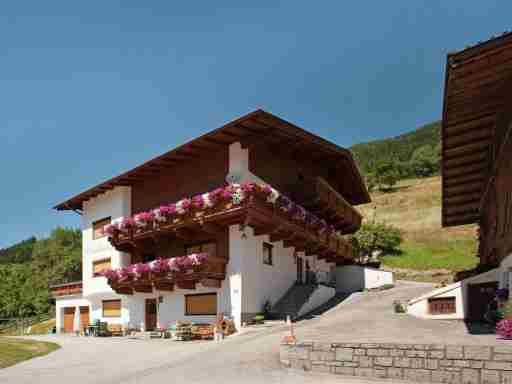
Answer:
[[280, 342, 512, 384]]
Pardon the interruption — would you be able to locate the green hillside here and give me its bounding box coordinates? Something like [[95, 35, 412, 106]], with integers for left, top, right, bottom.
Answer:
[[351, 121, 441, 176], [0, 228, 81, 319]]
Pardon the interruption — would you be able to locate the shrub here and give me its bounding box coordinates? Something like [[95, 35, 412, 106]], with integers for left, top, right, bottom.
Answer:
[[352, 222, 403, 259], [393, 300, 406, 313]]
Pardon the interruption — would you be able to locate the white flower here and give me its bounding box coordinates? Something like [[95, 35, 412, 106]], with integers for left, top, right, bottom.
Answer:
[[176, 200, 185, 214], [202, 193, 213, 208], [153, 208, 166, 222], [232, 189, 245, 205], [266, 188, 280, 204]]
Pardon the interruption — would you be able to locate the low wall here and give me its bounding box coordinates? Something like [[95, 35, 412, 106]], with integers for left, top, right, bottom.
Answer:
[[335, 266, 394, 293], [280, 341, 512, 384]]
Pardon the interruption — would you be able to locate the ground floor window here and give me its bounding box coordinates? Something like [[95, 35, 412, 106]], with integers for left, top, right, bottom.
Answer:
[[102, 299, 121, 317], [93, 258, 111, 277], [428, 297, 456, 315], [185, 293, 217, 316]]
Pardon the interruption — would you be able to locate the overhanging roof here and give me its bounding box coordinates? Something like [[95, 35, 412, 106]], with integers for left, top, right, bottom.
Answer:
[[442, 32, 512, 227], [54, 109, 370, 211]]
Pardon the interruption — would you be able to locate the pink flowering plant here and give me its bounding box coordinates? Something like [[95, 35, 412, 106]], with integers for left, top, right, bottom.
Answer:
[[497, 319, 512, 339]]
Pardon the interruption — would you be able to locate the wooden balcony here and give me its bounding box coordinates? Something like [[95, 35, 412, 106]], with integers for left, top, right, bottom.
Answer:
[[107, 183, 355, 268], [288, 177, 362, 234], [50, 281, 83, 297], [107, 256, 227, 295]]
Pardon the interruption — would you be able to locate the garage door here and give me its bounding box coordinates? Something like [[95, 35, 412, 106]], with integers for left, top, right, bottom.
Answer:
[[467, 281, 498, 322], [63, 307, 75, 333]]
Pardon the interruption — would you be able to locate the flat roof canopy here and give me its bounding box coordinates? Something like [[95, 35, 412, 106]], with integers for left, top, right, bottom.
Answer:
[[442, 32, 512, 227], [54, 109, 370, 211]]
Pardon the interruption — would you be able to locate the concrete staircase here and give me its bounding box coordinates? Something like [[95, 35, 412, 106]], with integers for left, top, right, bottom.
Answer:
[[270, 284, 317, 320]]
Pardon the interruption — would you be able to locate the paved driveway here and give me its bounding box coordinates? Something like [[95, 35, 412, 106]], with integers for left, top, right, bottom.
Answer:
[[295, 280, 500, 345], [2, 330, 407, 384]]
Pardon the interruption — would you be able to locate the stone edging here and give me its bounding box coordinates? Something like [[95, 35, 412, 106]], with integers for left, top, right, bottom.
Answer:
[[280, 341, 512, 384]]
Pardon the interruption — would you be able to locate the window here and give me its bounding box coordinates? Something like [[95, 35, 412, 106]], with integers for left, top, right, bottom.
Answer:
[[93, 258, 111, 277], [263, 242, 273, 266], [185, 293, 217, 316], [93, 217, 111, 240], [428, 297, 456, 315], [185, 241, 217, 257], [102, 300, 121, 318]]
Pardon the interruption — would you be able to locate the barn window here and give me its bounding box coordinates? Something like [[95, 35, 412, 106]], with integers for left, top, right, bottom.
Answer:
[[102, 300, 121, 318], [185, 293, 217, 316], [93, 258, 111, 277], [93, 217, 111, 240], [428, 297, 456, 315]]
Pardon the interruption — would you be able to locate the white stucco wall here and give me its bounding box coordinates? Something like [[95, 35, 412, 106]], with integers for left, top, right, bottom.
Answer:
[[407, 268, 498, 320], [228, 142, 265, 184], [297, 285, 336, 318], [335, 266, 393, 293], [55, 296, 91, 333], [82, 186, 132, 298]]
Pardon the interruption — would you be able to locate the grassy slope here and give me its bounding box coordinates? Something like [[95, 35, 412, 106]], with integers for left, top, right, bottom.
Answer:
[[0, 338, 59, 368], [357, 176, 478, 275]]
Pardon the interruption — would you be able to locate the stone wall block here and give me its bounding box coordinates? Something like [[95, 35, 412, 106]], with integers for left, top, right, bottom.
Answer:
[[447, 346, 464, 360], [354, 349, 366, 356], [441, 360, 454, 367], [394, 357, 411, 368], [432, 370, 461, 384], [387, 367, 403, 379], [454, 360, 471, 368], [404, 368, 432, 383], [311, 363, 331, 373], [354, 368, 373, 377], [414, 345, 428, 350], [493, 353, 512, 361], [494, 346, 512, 354], [481, 369, 501, 384], [334, 366, 355, 376], [313, 342, 333, 352], [465, 346, 492, 361], [367, 349, 389, 357], [484, 361, 512, 371], [461, 368, 480, 384], [391, 349, 405, 357], [407, 350, 427, 358], [342, 362, 358, 367], [361, 343, 379, 348], [411, 358, 425, 369], [355, 356, 373, 368], [335, 348, 354, 362], [373, 368, 387, 378], [374, 357, 393, 367], [426, 359, 439, 370], [470, 361, 484, 369], [502, 371, 512, 384], [430, 350, 446, 359]]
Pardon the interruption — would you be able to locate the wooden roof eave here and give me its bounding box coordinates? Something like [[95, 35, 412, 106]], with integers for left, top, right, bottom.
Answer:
[[54, 110, 370, 211]]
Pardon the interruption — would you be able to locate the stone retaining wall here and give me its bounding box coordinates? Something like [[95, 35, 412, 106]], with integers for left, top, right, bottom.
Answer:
[[280, 342, 512, 384]]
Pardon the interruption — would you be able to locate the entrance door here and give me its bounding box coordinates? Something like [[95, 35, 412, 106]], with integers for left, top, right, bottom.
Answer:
[[63, 307, 75, 333], [467, 281, 499, 322], [80, 306, 90, 331], [297, 257, 304, 284], [145, 299, 157, 331]]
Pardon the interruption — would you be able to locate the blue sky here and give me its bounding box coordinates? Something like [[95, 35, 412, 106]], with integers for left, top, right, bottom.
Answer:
[[0, 1, 510, 248]]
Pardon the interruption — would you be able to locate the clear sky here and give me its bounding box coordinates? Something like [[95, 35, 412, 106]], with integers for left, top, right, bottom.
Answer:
[[1, 1, 510, 248]]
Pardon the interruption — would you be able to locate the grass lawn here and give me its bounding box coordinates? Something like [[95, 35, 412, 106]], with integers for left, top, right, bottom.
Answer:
[[381, 236, 479, 272], [0, 338, 60, 368]]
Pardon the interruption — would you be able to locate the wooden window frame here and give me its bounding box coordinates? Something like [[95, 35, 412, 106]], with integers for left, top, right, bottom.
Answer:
[[263, 242, 273, 266], [92, 258, 111, 277], [102, 299, 121, 318], [428, 297, 456, 315], [93, 217, 111, 240], [185, 241, 217, 256], [184, 293, 217, 316]]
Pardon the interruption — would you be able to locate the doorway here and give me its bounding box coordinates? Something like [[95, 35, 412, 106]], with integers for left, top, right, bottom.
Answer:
[[296, 257, 304, 284], [467, 281, 498, 322], [145, 298, 158, 331], [63, 307, 75, 333]]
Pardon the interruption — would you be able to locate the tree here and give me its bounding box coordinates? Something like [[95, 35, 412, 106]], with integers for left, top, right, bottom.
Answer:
[[373, 160, 400, 191], [352, 222, 402, 261], [409, 144, 440, 177]]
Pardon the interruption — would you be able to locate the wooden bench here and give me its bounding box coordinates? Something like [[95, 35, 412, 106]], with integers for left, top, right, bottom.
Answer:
[[107, 324, 124, 336]]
